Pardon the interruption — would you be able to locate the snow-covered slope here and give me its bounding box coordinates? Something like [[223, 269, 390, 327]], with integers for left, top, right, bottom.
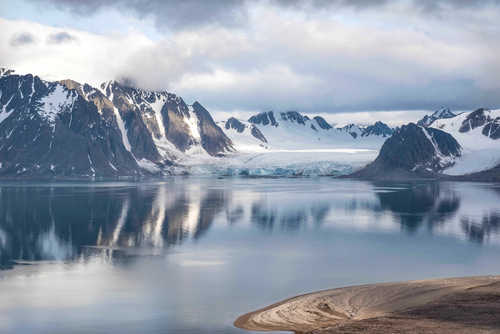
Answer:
[[220, 111, 392, 152], [431, 108, 500, 175], [207, 111, 393, 176]]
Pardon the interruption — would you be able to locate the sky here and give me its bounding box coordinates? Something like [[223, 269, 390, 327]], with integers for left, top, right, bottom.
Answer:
[[1, 0, 500, 125]]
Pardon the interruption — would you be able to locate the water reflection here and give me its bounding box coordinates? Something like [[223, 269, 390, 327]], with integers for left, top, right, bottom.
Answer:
[[1, 180, 500, 269], [374, 183, 461, 232]]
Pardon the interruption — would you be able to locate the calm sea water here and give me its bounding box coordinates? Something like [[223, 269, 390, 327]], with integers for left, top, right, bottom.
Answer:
[[1, 178, 500, 333]]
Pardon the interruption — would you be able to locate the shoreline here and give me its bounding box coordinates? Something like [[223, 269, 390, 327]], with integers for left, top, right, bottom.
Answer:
[[234, 275, 500, 333]]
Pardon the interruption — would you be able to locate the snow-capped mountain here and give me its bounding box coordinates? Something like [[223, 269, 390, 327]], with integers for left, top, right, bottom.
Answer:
[[220, 110, 393, 153], [100, 80, 234, 159], [223, 117, 269, 151], [352, 107, 500, 180], [417, 107, 456, 127], [2, 68, 497, 179], [352, 123, 462, 180], [337, 124, 364, 139], [429, 108, 500, 175], [337, 121, 393, 139], [361, 121, 394, 138], [0, 69, 233, 177]]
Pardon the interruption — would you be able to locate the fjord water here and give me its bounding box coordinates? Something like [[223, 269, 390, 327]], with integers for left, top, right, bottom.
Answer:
[[1, 179, 500, 333]]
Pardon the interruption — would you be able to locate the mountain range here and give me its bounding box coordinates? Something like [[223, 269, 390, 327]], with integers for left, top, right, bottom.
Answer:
[[0, 68, 498, 180]]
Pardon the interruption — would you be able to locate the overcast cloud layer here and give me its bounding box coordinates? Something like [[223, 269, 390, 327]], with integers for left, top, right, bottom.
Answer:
[[2, 0, 500, 119]]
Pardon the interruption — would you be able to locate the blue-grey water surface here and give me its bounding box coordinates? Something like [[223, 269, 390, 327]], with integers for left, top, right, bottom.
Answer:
[[1, 178, 500, 333]]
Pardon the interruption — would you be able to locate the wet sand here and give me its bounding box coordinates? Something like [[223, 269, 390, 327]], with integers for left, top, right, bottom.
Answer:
[[235, 276, 500, 333]]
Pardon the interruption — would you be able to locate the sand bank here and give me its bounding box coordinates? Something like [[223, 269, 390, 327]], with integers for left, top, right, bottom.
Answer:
[[235, 276, 500, 333]]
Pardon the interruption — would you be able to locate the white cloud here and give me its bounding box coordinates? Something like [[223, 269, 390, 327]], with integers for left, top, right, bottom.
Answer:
[[0, 18, 153, 86], [2, 0, 500, 115]]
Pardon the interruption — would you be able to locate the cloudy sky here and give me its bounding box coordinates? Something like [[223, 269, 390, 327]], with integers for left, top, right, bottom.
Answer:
[[1, 0, 499, 124]]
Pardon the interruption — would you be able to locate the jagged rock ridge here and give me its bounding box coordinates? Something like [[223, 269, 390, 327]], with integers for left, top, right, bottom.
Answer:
[[0, 69, 234, 177], [418, 107, 456, 127]]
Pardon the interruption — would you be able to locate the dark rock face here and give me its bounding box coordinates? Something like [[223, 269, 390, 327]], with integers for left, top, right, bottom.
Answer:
[[191, 102, 234, 155], [459, 108, 489, 133], [0, 74, 140, 177], [377, 124, 461, 171], [225, 117, 245, 133], [313, 116, 332, 130], [362, 121, 393, 137], [456, 108, 500, 140], [418, 107, 456, 127], [482, 118, 500, 139], [280, 111, 309, 125], [0, 71, 234, 177], [250, 126, 267, 143], [351, 123, 461, 179], [248, 111, 278, 127], [224, 117, 267, 143]]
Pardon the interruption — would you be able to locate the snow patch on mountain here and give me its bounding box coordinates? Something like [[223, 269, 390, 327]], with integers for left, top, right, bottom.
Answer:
[[432, 109, 500, 175], [38, 84, 77, 127], [219, 118, 269, 152], [0, 97, 14, 124], [185, 105, 201, 142]]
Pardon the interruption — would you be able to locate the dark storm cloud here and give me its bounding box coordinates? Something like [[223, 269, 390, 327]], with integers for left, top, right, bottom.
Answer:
[[9, 32, 36, 46], [29, 0, 500, 30], [415, 0, 500, 13], [15, 0, 500, 113], [47, 31, 76, 44], [29, 0, 247, 30]]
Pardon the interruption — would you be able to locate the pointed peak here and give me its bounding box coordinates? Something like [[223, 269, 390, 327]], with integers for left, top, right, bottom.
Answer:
[[59, 79, 82, 90], [432, 107, 455, 118], [0, 68, 15, 77]]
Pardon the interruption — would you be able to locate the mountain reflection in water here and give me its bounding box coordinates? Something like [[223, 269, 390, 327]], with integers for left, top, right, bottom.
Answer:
[[1, 179, 500, 269]]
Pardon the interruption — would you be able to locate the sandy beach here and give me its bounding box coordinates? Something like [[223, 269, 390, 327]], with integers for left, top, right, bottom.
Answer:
[[235, 276, 500, 334]]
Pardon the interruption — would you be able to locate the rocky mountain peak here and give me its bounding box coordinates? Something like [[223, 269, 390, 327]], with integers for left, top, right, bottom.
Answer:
[[279, 111, 309, 125], [0, 68, 15, 77], [353, 123, 461, 179], [418, 107, 456, 127], [337, 124, 363, 139], [313, 116, 332, 130], [225, 117, 245, 133], [248, 111, 279, 127], [361, 121, 393, 138], [0, 70, 235, 177]]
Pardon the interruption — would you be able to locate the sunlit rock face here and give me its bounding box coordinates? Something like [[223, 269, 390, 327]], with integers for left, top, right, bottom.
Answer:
[[0, 70, 233, 177], [0, 73, 140, 177]]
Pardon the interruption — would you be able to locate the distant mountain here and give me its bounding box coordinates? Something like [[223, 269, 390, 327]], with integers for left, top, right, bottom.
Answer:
[[224, 117, 268, 145], [337, 124, 364, 139], [417, 107, 456, 127], [3, 68, 497, 180], [361, 121, 394, 138], [0, 69, 233, 177], [220, 110, 393, 152], [350, 123, 462, 180], [350, 107, 500, 180], [428, 108, 500, 175]]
